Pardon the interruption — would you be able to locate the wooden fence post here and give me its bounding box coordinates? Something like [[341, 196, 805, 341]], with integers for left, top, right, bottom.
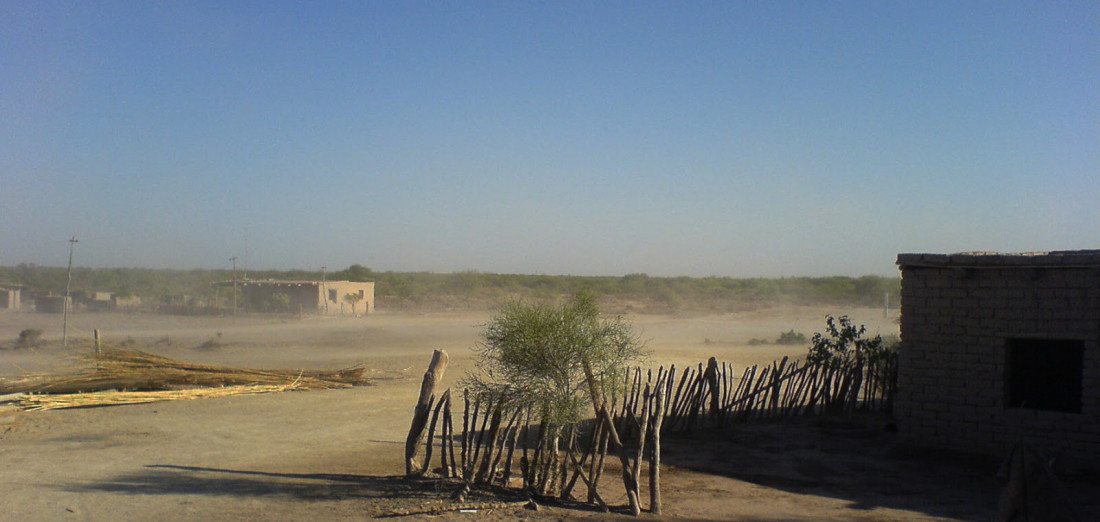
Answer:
[[404, 349, 448, 476], [705, 357, 720, 425], [650, 383, 664, 515]]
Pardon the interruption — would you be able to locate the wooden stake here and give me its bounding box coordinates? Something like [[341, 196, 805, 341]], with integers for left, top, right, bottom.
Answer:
[[631, 384, 651, 506], [461, 391, 471, 480], [474, 401, 503, 485], [562, 416, 601, 499], [422, 389, 450, 475], [443, 393, 457, 477], [649, 383, 664, 515], [581, 358, 641, 516], [501, 416, 520, 487], [489, 407, 521, 486], [567, 443, 610, 512], [705, 357, 720, 425]]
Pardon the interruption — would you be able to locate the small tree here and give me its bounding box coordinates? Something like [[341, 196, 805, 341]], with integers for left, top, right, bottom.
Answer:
[[463, 291, 647, 499], [343, 292, 363, 316], [465, 291, 647, 425]]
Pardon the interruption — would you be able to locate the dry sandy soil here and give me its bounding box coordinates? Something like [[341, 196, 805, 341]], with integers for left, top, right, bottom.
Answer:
[[0, 307, 1093, 520]]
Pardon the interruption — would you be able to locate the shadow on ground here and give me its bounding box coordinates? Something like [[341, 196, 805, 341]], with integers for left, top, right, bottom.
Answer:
[[61, 464, 614, 518], [60, 465, 495, 517], [659, 415, 1000, 521], [65, 465, 429, 501], [661, 414, 1100, 521]]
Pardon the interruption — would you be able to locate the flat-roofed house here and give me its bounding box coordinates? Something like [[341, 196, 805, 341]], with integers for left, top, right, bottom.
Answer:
[[226, 280, 375, 316]]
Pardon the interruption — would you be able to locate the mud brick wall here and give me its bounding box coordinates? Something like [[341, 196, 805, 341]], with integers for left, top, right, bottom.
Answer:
[[896, 251, 1100, 467]]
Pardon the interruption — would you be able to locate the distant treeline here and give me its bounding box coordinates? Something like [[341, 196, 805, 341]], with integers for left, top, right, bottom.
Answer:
[[0, 263, 899, 313]]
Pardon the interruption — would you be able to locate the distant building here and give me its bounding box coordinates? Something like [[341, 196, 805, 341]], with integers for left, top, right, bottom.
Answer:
[[75, 291, 141, 312], [896, 250, 1099, 467], [79, 291, 114, 312], [35, 295, 70, 314], [0, 285, 20, 311], [112, 294, 142, 310], [223, 280, 375, 316]]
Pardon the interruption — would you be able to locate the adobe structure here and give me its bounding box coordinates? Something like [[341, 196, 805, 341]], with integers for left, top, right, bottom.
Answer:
[[895, 250, 1099, 467], [225, 280, 375, 316]]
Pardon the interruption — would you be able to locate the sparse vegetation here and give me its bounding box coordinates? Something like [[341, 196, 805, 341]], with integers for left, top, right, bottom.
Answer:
[[746, 329, 807, 346], [15, 328, 44, 349], [776, 329, 807, 345], [196, 332, 222, 351]]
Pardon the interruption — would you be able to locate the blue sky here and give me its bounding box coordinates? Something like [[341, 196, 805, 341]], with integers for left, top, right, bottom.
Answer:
[[2, 2, 1097, 277]]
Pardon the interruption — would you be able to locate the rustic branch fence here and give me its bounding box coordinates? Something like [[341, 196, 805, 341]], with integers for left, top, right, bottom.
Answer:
[[405, 353, 897, 515]]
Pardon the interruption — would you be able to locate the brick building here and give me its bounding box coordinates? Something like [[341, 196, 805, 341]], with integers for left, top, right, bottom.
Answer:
[[895, 250, 1099, 466]]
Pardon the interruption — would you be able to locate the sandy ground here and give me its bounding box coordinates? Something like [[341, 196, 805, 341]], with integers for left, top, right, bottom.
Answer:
[[0, 307, 1093, 520]]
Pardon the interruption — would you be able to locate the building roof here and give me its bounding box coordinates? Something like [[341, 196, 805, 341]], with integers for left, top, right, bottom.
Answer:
[[896, 250, 1100, 268]]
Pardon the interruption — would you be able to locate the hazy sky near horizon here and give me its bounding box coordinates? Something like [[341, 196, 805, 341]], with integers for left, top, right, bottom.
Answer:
[[2, 2, 1097, 278]]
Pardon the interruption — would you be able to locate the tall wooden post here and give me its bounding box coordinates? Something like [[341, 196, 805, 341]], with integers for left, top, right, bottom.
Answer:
[[62, 236, 77, 348], [405, 349, 448, 475]]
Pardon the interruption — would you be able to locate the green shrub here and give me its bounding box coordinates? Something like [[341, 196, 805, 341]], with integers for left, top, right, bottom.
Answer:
[[807, 315, 889, 365]]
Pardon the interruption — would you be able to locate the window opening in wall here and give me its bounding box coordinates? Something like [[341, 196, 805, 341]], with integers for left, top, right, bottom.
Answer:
[[359, 289, 364, 298], [1006, 338, 1084, 413], [329, 289, 337, 303]]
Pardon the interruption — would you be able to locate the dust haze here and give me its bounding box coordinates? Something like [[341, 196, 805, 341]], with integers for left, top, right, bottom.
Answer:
[[0, 304, 1016, 520]]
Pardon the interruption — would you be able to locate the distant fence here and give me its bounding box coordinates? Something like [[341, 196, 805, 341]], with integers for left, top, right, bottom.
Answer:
[[405, 353, 898, 515]]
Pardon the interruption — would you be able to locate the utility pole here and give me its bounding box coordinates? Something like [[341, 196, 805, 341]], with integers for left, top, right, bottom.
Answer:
[[62, 235, 77, 348], [230, 256, 238, 318], [321, 266, 328, 313]]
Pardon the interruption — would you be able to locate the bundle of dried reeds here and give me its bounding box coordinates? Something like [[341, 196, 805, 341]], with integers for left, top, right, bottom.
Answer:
[[19, 383, 300, 411], [0, 348, 368, 396]]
